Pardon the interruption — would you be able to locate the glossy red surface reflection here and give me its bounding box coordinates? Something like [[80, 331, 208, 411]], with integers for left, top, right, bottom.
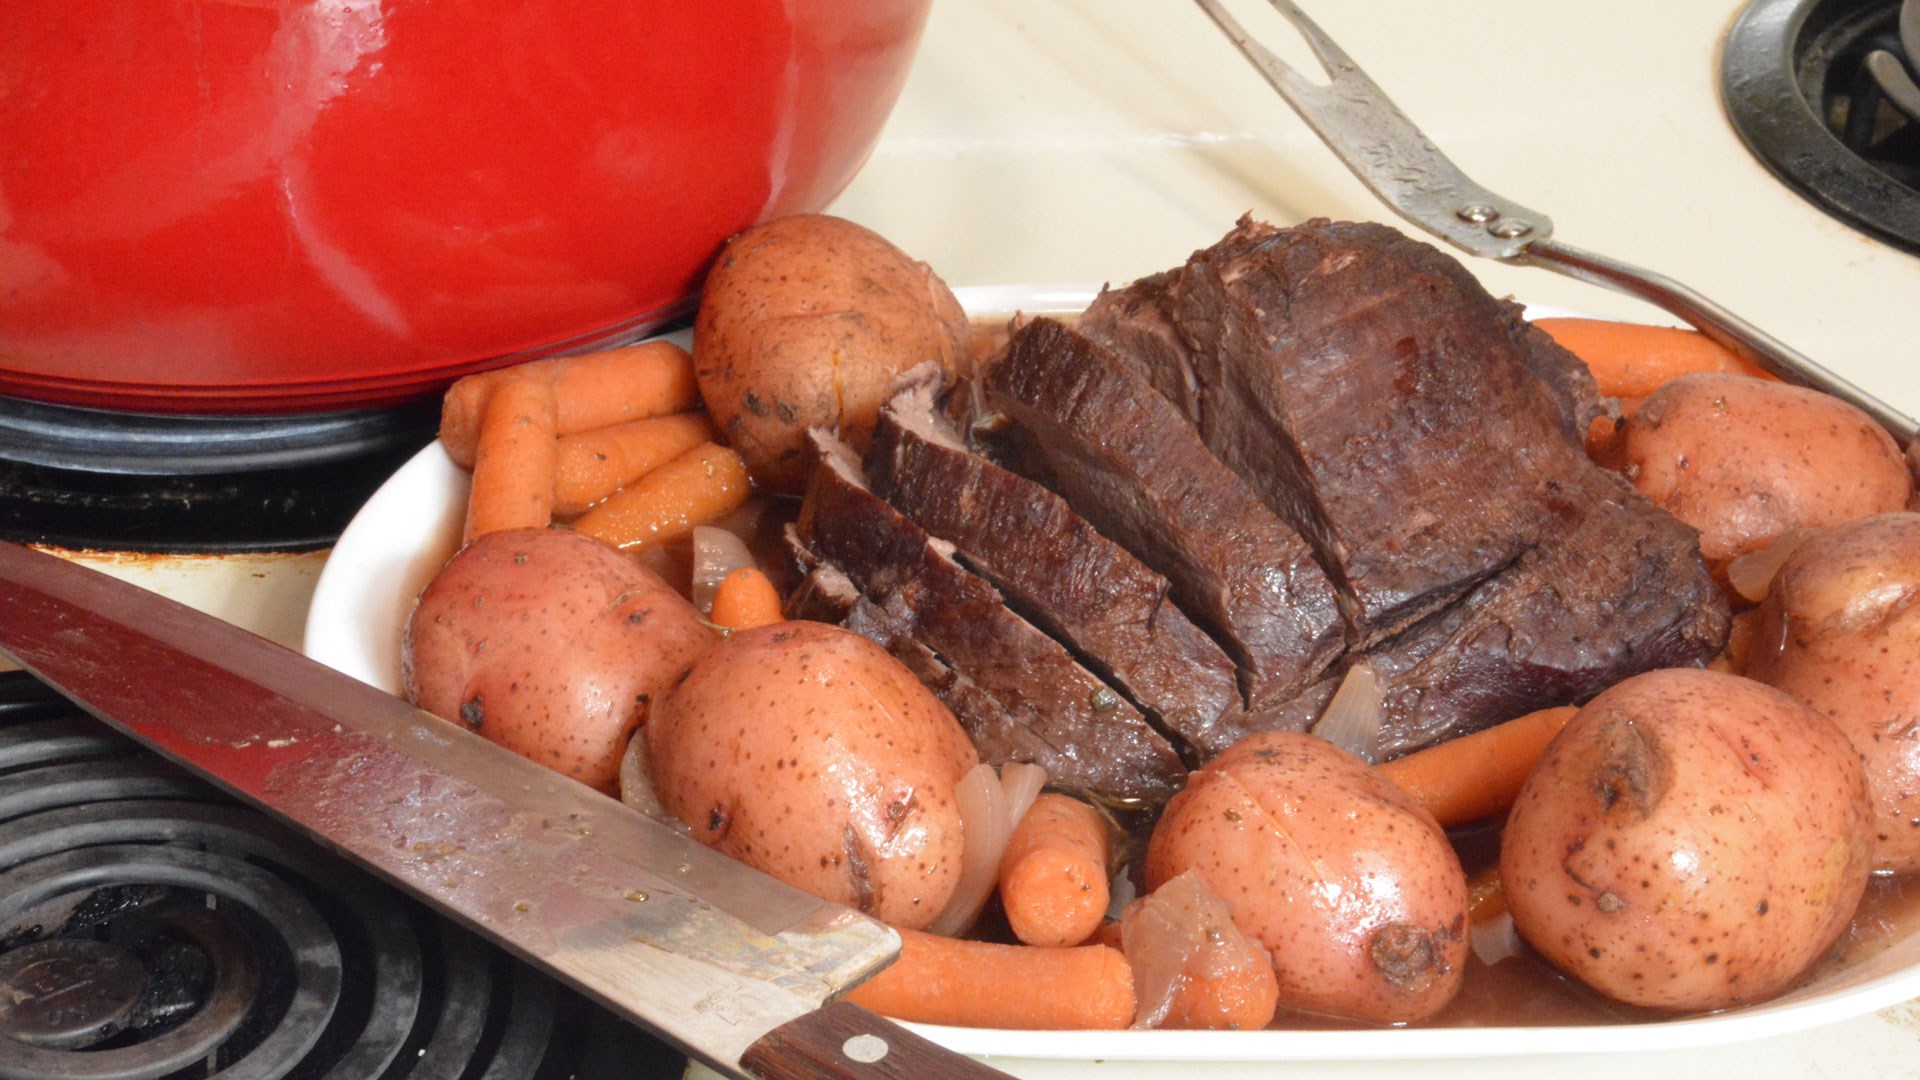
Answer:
[[0, 1, 929, 412]]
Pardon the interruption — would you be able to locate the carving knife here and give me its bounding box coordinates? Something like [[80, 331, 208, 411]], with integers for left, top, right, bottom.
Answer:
[[0, 539, 1009, 1080]]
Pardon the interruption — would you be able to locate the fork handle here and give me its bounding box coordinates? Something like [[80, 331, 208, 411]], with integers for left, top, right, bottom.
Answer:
[[1520, 237, 1917, 448]]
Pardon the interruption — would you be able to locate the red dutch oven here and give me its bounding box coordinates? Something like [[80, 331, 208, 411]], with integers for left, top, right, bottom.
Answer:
[[0, 0, 930, 413]]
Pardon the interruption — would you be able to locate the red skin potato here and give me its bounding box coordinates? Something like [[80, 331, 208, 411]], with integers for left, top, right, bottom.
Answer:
[[645, 620, 978, 930], [403, 527, 715, 794], [1145, 730, 1469, 1024], [1596, 372, 1910, 570], [692, 213, 970, 494], [1746, 513, 1920, 874], [1501, 668, 1873, 1011]]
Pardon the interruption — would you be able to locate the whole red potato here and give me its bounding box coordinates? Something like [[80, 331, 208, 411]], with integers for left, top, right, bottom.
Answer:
[[403, 527, 714, 793], [646, 621, 978, 930], [1501, 668, 1872, 1011], [1145, 731, 1468, 1024], [1747, 513, 1920, 873], [1596, 373, 1910, 571]]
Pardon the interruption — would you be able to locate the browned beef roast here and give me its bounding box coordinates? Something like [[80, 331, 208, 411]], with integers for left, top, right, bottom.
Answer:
[[1069, 217, 1725, 756], [864, 376, 1246, 756], [789, 217, 1726, 773], [793, 430, 1187, 805], [980, 318, 1346, 720], [1080, 217, 1612, 643]]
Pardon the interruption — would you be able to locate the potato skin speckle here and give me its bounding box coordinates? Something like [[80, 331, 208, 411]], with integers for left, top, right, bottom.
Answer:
[[645, 620, 977, 929], [403, 527, 714, 794], [1501, 668, 1873, 1010], [1144, 731, 1468, 1024]]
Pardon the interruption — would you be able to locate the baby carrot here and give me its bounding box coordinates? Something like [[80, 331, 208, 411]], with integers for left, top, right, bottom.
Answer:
[[998, 793, 1112, 948], [844, 927, 1136, 1030], [1535, 317, 1773, 399], [462, 374, 557, 543], [440, 340, 701, 467], [552, 412, 717, 516], [709, 567, 783, 630], [571, 442, 751, 550], [1375, 705, 1578, 828]]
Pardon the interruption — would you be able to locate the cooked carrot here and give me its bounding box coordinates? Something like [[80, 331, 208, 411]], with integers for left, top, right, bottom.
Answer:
[[1583, 396, 1649, 462], [462, 375, 557, 543], [552, 412, 716, 516], [709, 567, 783, 630], [844, 927, 1135, 1030], [1376, 705, 1578, 827], [440, 340, 700, 468], [998, 792, 1111, 948], [571, 442, 751, 550], [1160, 956, 1278, 1032], [1535, 317, 1774, 399]]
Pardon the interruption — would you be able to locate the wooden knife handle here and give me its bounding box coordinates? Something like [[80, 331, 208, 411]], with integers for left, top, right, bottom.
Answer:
[[739, 1000, 1013, 1079]]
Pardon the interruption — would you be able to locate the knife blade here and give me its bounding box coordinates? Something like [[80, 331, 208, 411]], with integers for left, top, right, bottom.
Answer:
[[1192, 0, 1919, 449], [0, 540, 1009, 1080]]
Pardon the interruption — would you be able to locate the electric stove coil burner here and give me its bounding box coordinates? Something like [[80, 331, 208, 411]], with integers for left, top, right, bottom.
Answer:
[[0, 673, 682, 1080], [1724, 0, 1920, 253]]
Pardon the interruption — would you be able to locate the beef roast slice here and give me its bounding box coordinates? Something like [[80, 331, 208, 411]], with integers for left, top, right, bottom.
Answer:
[[865, 376, 1244, 756], [1081, 217, 1608, 642], [981, 317, 1345, 720], [1070, 268, 1206, 422], [795, 430, 1187, 805], [1333, 467, 1728, 757]]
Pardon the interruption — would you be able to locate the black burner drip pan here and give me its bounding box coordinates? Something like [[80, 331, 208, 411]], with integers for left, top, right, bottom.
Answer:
[[0, 397, 441, 553], [1724, 0, 1920, 253]]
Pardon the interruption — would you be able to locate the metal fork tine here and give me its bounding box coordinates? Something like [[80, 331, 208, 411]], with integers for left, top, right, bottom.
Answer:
[[1194, 0, 1379, 112], [1260, 0, 1363, 87], [1193, 0, 1323, 104], [1192, 0, 1550, 259]]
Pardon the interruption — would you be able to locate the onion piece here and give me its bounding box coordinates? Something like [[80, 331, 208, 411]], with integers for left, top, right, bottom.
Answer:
[[927, 762, 1048, 937], [1470, 910, 1523, 968], [1727, 527, 1818, 604], [617, 730, 688, 834], [1311, 660, 1385, 763], [1105, 866, 1139, 922], [690, 525, 756, 614], [1121, 869, 1272, 1029], [999, 761, 1048, 823]]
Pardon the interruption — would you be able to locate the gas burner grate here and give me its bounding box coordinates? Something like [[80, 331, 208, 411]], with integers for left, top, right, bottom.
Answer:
[[0, 672, 684, 1080], [1724, 0, 1920, 253]]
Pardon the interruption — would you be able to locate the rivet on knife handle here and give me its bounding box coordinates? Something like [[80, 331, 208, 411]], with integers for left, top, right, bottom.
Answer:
[[741, 1000, 1010, 1080], [1193, 0, 1919, 449]]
